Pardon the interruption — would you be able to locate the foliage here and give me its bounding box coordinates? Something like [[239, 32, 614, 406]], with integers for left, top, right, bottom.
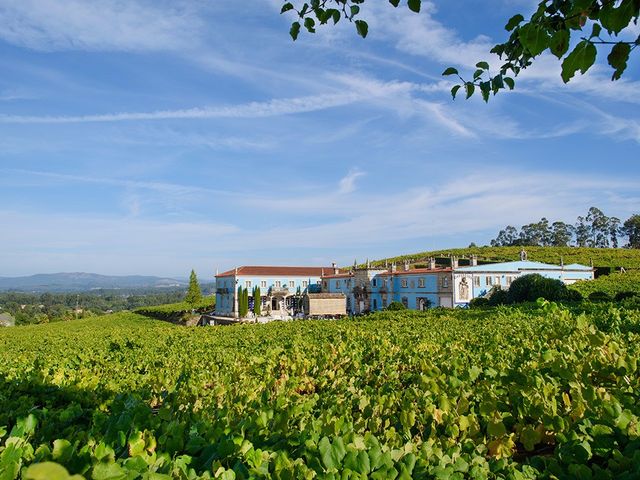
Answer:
[[253, 287, 261, 316], [280, 1, 640, 101], [570, 270, 640, 297], [588, 290, 613, 302], [468, 297, 490, 308], [623, 214, 640, 248], [506, 274, 579, 303], [134, 296, 215, 322], [488, 287, 509, 306], [237, 287, 249, 318], [491, 208, 632, 248], [1, 305, 640, 478], [185, 270, 203, 307], [373, 245, 640, 271], [385, 300, 406, 310]]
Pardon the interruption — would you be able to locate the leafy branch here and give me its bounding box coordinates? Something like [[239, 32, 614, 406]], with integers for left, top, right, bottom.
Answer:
[[280, 0, 640, 102]]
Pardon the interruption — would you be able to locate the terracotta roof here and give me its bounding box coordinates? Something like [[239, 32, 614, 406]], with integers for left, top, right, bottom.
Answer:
[[216, 266, 333, 278], [321, 272, 353, 279]]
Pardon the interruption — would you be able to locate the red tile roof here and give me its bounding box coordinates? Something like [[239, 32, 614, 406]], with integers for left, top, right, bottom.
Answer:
[[216, 266, 333, 278]]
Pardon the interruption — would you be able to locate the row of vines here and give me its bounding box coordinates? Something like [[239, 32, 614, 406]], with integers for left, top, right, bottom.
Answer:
[[1, 303, 639, 479]]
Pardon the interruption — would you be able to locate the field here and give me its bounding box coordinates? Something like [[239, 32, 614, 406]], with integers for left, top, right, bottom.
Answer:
[[1, 305, 639, 479], [569, 271, 640, 298], [373, 246, 640, 270]]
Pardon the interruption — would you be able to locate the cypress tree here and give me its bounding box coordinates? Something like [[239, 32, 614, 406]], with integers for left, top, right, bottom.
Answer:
[[237, 285, 243, 316], [185, 269, 202, 307], [253, 286, 261, 316]]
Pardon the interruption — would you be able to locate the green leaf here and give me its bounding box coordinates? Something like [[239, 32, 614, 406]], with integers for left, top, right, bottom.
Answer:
[[304, 17, 316, 33], [465, 82, 475, 99], [319, 437, 346, 471], [350, 5, 360, 18], [52, 439, 73, 463], [520, 426, 542, 451], [442, 67, 459, 76], [607, 42, 631, 80], [24, 462, 83, 480], [590, 23, 602, 38], [518, 23, 550, 56], [407, 0, 421, 13], [450, 85, 461, 99], [549, 30, 570, 59], [561, 40, 597, 83], [473, 69, 484, 80], [289, 21, 300, 40], [280, 3, 294, 14], [505, 14, 524, 31], [389, 0, 400, 6], [476, 61, 489, 70], [92, 462, 128, 480], [355, 20, 368, 38], [504, 77, 515, 90]]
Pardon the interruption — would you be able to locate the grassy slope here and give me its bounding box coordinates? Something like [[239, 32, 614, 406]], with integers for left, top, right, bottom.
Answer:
[[372, 246, 640, 270], [569, 271, 640, 297]]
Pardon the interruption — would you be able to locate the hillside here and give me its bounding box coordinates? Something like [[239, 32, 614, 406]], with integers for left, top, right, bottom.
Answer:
[[371, 246, 640, 271], [0, 272, 188, 292]]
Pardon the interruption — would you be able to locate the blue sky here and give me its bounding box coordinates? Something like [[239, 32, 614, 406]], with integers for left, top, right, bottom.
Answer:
[[0, 0, 638, 278]]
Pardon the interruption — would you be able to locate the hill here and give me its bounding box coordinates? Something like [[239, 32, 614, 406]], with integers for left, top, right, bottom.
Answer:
[[371, 246, 640, 271], [0, 272, 188, 292]]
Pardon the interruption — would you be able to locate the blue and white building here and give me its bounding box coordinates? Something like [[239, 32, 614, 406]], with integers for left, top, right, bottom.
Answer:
[[452, 259, 594, 306], [215, 265, 330, 318]]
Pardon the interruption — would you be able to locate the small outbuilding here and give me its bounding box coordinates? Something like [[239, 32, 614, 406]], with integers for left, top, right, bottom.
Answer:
[[303, 293, 346, 318]]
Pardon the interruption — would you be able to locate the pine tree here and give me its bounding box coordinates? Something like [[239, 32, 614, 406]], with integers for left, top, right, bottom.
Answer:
[[185, 269, 202, 307], [253, 287, 261, 316]]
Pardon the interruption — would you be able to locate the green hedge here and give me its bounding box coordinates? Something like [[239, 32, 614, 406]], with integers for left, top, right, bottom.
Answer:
[[133, 296, 215, 321]]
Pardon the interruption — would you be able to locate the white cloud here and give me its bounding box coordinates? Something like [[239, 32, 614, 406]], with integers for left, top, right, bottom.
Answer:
[[338, 169, 365, 194], [0, 0, 200, 52]]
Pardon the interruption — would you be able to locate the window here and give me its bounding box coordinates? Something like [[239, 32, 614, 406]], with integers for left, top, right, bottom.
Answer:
[[495, 276, 501, 286], [323, 281, 327, 288], [401, 279, 408, 288], [506, 276, 514, 286], [302, 281, 308, 287], [336, 280, 341, 288], [410, 280, 415, 288], [418, 278, 425, 288], [261, 280, 267, 288], [441, 276, 449, 288], [473, 276, 480, 287], [372, 278, 377, 287], [401, 297, 409, 308], [275, 281, 281, 288], [245, 280, 252, 288], [347, 280, 351, 287], [289, 280, 295, 288], [373, 299, 378, 310], [486, 276, 493, 286]]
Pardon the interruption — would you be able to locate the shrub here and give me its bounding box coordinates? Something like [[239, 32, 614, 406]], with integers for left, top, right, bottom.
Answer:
[[488, 287, 509, 306], [615, 291, 638, 301], [386, 301, 406, 311], [507, 274, 574, 303], [469, 297, 489, 308], [589, 291, 613, 302]]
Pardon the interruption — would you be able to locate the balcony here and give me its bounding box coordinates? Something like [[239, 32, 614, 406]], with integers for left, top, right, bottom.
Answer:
[[269, 287, 290, 296]]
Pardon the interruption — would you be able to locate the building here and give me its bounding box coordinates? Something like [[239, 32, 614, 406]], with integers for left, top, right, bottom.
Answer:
[[215, 266, 331, 318], [452, 259, 594, 306], [321, 258, 454, 314]]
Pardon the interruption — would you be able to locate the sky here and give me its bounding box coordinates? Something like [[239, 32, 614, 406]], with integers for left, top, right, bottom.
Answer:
[[0, 0, 638, 278]]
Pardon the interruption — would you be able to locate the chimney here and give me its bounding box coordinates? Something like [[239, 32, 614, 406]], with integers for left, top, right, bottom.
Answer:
[[470, 255, 478, 266], [451, 256, 459, 269], [366, 258, 371, 269], [332, 262, 339, 275], [428, 257, 436, 270], [391, 262, 397, 273], [403, 260, 410, 272]]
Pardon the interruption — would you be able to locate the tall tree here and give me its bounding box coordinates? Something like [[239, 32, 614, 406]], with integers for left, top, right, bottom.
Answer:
[[281, 1, 640, 101], [623, 214, 640, 248], [586, 206, 611, 247], [185, 270, 202, 307], [550, 221, 574, 247], [253, 286, 261, 316], [608, 216, 622, 248], [575, 215, 590, 247], [491, 225, 520, 246]]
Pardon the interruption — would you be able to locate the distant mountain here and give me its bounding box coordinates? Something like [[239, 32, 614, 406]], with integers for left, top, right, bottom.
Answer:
[[0, 273, 188, 293]]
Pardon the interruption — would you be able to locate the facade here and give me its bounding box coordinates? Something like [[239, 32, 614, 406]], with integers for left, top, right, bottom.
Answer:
[[303, 293, 347, 317], [452, 260, 595, 306], [322, 259, 454, 314], [215, 266, 331, 318]]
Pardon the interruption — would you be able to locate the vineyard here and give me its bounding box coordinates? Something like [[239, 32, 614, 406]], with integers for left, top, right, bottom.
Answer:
[[569, 271, 640, 299], [1, 304, 639, 479], [373, 246, 640, 270], [133, 296, 215, 323]]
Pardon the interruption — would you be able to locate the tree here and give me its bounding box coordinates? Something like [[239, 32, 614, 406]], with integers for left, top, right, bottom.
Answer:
[[623, 214, 640, 248], [586, 206, 611, 247], [491, 225, 520, 246], [253, 286, 262, 316], [575, 215, 591, 246], [608, 216, 622, 248], [550, 221, 574, 246], [281, 1, 639, 102], [185, 270, 202, 307]]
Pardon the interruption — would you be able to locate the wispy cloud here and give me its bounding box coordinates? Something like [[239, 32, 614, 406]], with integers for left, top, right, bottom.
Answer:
[[0, 0, 200, 52], [338, 169, 365, 194]]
